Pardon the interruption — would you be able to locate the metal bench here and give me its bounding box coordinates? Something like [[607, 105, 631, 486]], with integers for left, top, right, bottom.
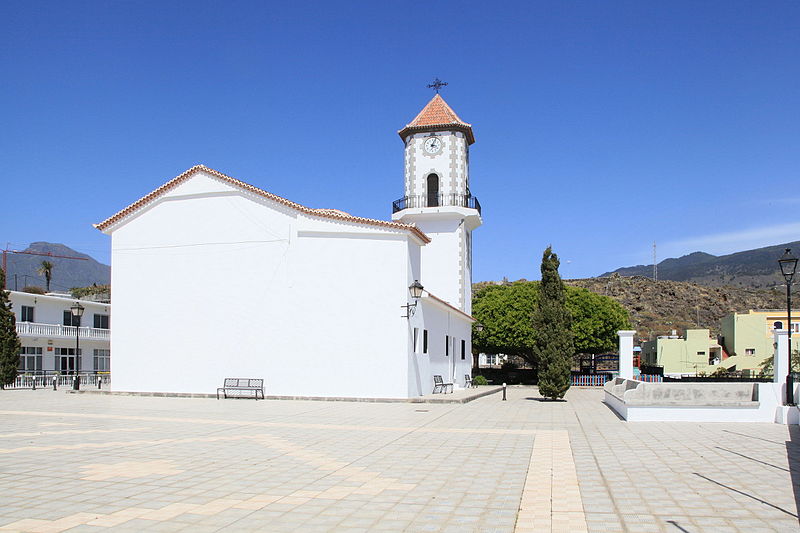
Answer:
[[216, 378, 265, 400], [433, 375, 453, 394], [465, 374, 474, 388]]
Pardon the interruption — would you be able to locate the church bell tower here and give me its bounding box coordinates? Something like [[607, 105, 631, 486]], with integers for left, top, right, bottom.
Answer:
[[391, 92, 482, 314]]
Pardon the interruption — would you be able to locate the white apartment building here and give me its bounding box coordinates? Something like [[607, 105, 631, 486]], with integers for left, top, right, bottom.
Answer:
[[10, 291, 110, 375]]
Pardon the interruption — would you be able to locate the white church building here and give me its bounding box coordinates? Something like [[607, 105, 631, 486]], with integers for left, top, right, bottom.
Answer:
[[96, 94, 482, 399]]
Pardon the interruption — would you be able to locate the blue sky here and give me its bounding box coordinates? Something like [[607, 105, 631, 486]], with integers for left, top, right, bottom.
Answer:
[[2, 1, 798, 282]]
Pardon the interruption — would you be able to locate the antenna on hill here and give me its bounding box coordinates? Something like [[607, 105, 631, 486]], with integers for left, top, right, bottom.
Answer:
[[653, 242, 658, 282]]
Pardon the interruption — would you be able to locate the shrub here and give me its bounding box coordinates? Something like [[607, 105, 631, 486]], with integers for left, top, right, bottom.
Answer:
[[472, 375, 489, 386], [501, 360, 518, 370], [22, 286, 45, 295]]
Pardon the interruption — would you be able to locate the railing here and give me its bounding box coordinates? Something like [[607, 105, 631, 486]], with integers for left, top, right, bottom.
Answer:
[[16, 322, 110, 340], [637, 374, 663, 383], [571, 373, 613, 387], [392, 193, 481, 215], [6, 372, 110, 390]]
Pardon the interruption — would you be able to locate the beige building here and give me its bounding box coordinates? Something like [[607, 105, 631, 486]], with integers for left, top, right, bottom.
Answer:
[[641, 329, 722, 376]]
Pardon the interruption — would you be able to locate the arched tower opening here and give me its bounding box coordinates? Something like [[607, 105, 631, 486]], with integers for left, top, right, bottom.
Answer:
[[426, 174, 439, 207]]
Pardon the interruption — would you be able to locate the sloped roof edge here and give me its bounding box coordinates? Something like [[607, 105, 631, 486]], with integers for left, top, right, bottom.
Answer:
[[423, 291, 475, 322], [398, 94, 475, 145], [93, 165, 431, 243]]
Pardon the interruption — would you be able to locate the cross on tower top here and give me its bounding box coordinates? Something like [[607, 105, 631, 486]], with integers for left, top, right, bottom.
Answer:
[[426, 78, 448, 94]]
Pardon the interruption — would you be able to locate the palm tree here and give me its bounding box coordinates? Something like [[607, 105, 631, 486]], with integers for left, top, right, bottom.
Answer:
[[37, 261, 54, 292]]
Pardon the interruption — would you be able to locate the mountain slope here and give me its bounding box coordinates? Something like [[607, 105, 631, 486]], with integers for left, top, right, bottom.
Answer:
[[601, 240, 800, 288], [4, 242, 110, 291], [567, 275, 786, 339]]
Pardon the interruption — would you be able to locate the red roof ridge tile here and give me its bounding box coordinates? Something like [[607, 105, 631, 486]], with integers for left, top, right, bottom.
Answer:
[[94, 165, 430, 243]]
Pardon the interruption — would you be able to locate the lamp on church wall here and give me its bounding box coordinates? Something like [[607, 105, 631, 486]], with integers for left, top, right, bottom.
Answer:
[[402, 280, 424, 319]]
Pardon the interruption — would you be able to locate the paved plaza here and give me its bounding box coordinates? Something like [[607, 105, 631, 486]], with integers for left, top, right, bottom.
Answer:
[[0, 387, 798, 532]]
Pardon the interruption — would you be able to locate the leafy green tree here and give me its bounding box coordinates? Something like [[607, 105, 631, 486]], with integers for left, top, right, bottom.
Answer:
[[472, 282, 540, 365], [567, 288, 631, 354], [37, 260, 54, 292], [534, 247, 574, 400], [472, 282, 630, 367], [0, 270, 21, 388]]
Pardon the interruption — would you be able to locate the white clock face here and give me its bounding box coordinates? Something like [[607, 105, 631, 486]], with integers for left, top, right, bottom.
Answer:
[[423, 137, 442, 154]]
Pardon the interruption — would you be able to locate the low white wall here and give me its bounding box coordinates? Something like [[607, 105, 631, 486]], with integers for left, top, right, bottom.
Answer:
[[604, 379, 785, 423]]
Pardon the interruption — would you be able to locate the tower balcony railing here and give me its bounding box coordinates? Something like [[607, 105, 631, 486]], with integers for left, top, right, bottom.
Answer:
[[392, 193, 481, 216]]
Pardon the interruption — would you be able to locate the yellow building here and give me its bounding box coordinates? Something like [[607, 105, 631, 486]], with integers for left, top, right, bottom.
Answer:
[[719, 309, 799, 361], [641, 310, 799, 377]]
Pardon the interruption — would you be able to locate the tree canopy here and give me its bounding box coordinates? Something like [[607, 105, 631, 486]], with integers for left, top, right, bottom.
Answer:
[[472, 279, 631, 366]]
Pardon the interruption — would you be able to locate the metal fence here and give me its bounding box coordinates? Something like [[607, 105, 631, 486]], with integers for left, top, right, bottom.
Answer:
[[571, 373, 613, 387], [571, 373, 663, 386]]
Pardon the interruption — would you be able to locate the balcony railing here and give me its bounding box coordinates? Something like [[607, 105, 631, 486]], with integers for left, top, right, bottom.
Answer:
[[8, 372, 110, 390], [392, 193, 481, 215], [16, 322, 110, 341]]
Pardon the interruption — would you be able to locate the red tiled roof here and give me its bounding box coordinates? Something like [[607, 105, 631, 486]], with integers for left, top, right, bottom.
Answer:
[[398, 94, 475, 145], [94, 165, 431, 243]]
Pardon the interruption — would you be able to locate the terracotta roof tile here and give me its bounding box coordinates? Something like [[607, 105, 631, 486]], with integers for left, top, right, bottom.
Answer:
[[398, 94, 475, 145], [94, 165, 430, 243]]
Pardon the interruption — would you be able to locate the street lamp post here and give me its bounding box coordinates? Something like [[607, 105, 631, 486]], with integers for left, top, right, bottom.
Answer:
[[778, 249, 797, 405], [70, 302, 85, 391]]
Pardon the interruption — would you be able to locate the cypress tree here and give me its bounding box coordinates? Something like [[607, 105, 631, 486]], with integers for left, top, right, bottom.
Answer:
[[534, 246, 574, 400], [0, 270, 21, 388]]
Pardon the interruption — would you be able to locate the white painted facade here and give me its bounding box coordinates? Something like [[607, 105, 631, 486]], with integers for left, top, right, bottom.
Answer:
[[9, 291, 111, 375], [98, 96, 480, 399]]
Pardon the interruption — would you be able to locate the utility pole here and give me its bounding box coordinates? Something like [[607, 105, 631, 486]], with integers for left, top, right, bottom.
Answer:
[[1, 247, 88, 290]]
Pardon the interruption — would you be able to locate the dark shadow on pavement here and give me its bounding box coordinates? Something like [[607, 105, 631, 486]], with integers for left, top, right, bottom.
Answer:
[[789, 424, 800, 524], [525, 397, 566, 402], [693, 472, 798, 520], [716, 446, 790, 472], [666, 520, 692, 533], [598, 399, 626, 420]]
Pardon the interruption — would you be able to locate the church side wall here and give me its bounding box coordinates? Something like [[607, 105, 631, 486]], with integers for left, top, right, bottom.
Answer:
[[413, 218, 464, 311], [109, 173, 412, 398], [414, 300, 472, 391], [288, 218, 410, 398]]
